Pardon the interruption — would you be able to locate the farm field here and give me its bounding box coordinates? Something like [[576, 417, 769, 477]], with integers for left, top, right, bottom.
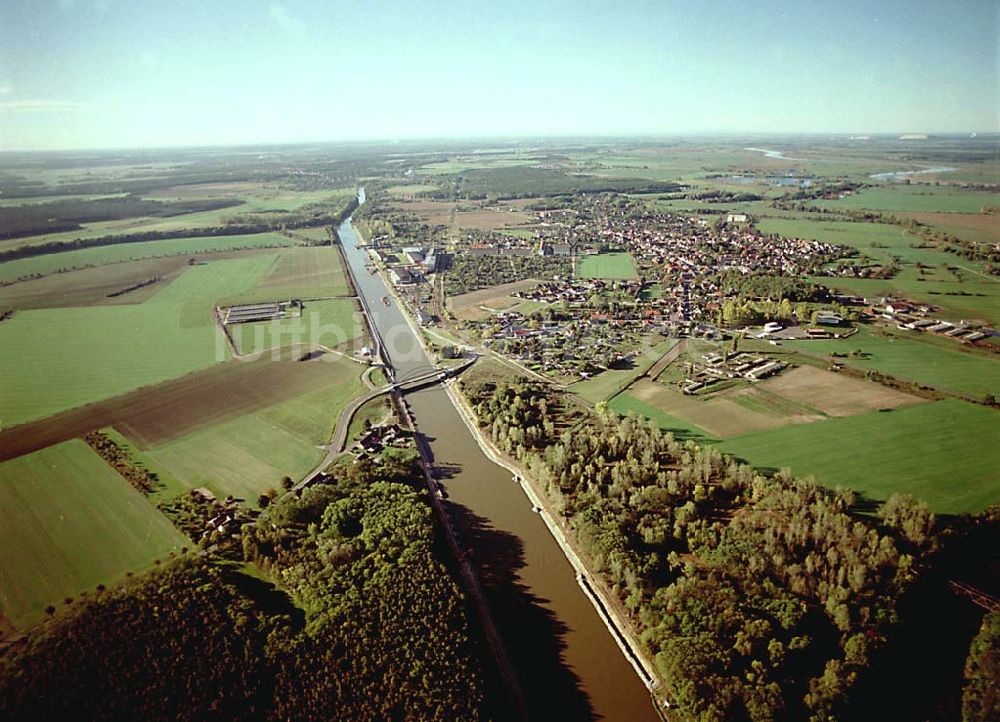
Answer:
[[569, 340, 677, 404], [217, 246, 351, 304], [576, 252, 638, 279], [0, 440, 187, 629], [0, 254, 275, 426], [897, 211, 1000, 244], [387, 199, 535, 231], [143, 184, 355, 210], [756, 217, 930, 264], [126, 187, 356, 232], [0, 255, 194, 310], [233, 298, 363, 355], [148, 413, 324, 500], [757, 216, 1000, 323], [719, 399, 1000, 514], [0, 352, 357, 461], [0, 232, 298, 283], [0, 185, 356, 253], [608, 393, 716, 443], [813, 185, 999, 214], [0, 192, 127, 208], [614, 350, 928, 439], [625, 378, 822, 438], [447, 278, 541, 321], [758, 365, 924, 416], [917, 162, 1000, 184], [384, 184, 438, 197], [567, 145, 900, 181], [807, 266, 1000, 326], [288, 226, 332, 243], [0, 244, 338, 312], [785, 328, 1000, 399], [416, 158, 538, 175], [146, 357, 365, 499]]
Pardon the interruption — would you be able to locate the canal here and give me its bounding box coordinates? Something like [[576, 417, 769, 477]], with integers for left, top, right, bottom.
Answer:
[[337, 191, 659, 722]]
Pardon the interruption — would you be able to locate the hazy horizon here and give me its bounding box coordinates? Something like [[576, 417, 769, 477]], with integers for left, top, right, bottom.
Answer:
[[1, 130, 997, 158], [1, 0, 997, 151]]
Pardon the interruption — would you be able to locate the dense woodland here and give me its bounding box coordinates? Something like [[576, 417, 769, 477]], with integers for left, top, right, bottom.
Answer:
[[461, 372, 996, 722], [0, 196, 245, 240], [0, 462, 486, 722], [0, 193, 358, 267], [962, 610, 1000, 722]]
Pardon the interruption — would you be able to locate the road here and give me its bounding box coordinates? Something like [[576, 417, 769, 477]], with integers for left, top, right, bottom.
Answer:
[[333, 189, 660, 721], [295, 361, 472, 489]]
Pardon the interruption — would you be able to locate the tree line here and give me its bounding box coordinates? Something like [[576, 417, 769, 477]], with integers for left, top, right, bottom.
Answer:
[[0, 193, 359, 265], [461, 373, 971, 721], [0, 457, 486, 722]]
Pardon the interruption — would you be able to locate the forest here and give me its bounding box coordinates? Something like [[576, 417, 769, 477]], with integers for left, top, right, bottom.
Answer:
[[0, 461, 486, 722], [962, 610, 1000, 722], [461, 371, 998, 721], [0, 196, 245, 239], [0, 193, 358, 265]]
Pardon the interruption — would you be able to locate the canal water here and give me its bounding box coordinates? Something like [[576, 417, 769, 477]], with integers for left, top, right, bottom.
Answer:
[[337, 193, 659, 722]]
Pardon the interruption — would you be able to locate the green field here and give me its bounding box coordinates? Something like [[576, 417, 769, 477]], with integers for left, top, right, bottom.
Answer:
[[0, 440, 187, 629], [719, 399, 1000, 514], [0, 254, 276, 426], [576, 252, 638, 279], [757, 216, 1000, 324], [569, 339, 676, 403], [217, 246, 351, 303], [0, 232, 298, 283], [288, 226, 332, 243], [608, 392, 716, 443], [811, 267, 1000, 326], [147, 356, 365, 499], [234, 299, 362, 354], [417, 159, 537, 175], [814, 186, 999, 214], [569, 146, 897, 182], [384, 184, 439, 196], [0, 185, 356, 253], [756, 217, 928, 263], [786, 328, 1000, 399]]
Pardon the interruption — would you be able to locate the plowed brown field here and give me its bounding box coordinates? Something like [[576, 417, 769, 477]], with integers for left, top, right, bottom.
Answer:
[[0, 351, 353, 460]]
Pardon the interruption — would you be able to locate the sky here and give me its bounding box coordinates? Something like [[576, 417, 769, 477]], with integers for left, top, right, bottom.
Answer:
[[0, 0, 996, 150]]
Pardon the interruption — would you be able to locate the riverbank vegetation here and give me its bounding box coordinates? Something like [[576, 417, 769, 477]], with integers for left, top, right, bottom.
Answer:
[[460, 369, 996, 721], [962, 610, 1000, 722]]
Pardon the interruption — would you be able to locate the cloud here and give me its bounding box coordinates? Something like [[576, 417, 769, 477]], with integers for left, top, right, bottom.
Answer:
[[0, 99, 87, 112], [269, 4, 305, 33], [0, 85, 12, 95]]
